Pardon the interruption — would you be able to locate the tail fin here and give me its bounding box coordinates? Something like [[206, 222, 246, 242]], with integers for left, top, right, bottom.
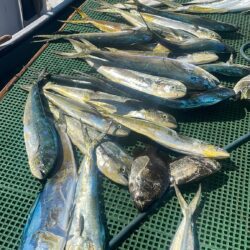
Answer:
[[20, 85, 32, 92], [174, 183, 201, 216], [53, 50, 88, 59], [59, 8, 92, 25], [53, 38, 98, 58]]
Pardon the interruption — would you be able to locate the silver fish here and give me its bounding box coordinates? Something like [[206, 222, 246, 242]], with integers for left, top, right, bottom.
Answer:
[[234, 75, 250, 100], [96, 112, 230, 159], [170, 183, 201, 250], [49, 104, 133, 186], [62, 39, 219, 91], [96, 141, 133, 186], [170, 156, 221, 186], [45, 83, 178, 128], [23, 76, 59, 179], [200, 63, 250, 77], [20, 123, 77, 249], [44, 90, 130, 137], [66, 126, 106, 250]]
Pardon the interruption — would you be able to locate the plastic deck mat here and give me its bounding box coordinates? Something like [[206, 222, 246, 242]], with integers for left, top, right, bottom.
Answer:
[[0, 0, 249, 249]]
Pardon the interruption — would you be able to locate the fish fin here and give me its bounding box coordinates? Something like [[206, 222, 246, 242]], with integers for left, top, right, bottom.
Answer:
[[73, 7, 90, 19], [20, 84, 32, 92], [173, 182, 188, 214], [157, 0, 182, 8], [226, 54, 234, 65], [33, 34, 65, 42], [174, 183, 201, 216], [59, 8, 92, 25], [53, 50, 88, 59]]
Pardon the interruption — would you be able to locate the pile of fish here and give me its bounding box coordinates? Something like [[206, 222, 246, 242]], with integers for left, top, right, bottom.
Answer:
[[20, 1, 250, 249]]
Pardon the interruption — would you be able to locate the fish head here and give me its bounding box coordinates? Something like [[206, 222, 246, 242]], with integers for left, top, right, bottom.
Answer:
[[202, 145, 230, 159], [29, 157, 48, 180], [112, 124, 131, 137]]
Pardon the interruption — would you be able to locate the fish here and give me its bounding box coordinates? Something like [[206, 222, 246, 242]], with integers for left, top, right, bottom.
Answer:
[[133, 0, 238, 32], [169, 183, 201, 250], [96, 141, 133, 186], [96, 111, 230, 159], [44, 90, 130, 137], [49, 71, 131, 97], [233, 75, 250, 100], [200, 63, 250, 77], [129, 149, 170, 211], [66, 125, 106, 250], [132, 11, 221, 40], [184, 0, 220, 4], [172, 52, 219, 65], [49, 104, 133, 186], [61, 39, 220, 91], [61, 8, 132, 32], [20, 123, 77, 249], [44, 83, 178, 128], [169, 156, 221, 186], [86, 62, 187, 100], [95, 1, 220, 40], [170, 0, 250, 13], [151, 37, 235, 55], [23, 75, 59, 179], [34, 28, 154, 48], [162, 86, 236, 109], [106, 48, 219, 65]]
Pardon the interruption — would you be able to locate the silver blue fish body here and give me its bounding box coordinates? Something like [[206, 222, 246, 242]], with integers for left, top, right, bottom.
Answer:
[[162, 86, 235, 109], [66, 128, 106, 250], [20, 124, 78, 249], [23, 78, 59, 179]]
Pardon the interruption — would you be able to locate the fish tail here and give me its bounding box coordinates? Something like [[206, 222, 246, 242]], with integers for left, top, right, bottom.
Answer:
[[91, 0, 121, 14], [53, 50, 89, 59], [20, 85, 33, 92], [174, 183, 201, 216], [59, 8, 92, 25]]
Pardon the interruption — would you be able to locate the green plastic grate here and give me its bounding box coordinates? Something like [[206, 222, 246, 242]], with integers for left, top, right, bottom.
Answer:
[[0, 0, 250, 249]]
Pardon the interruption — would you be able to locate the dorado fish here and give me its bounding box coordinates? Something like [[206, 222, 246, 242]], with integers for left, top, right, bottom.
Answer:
[[200, 63, 250, 77], [44, 83, 178, 128], [86, 62, 187, 100], [34, 28, 153, 47], [49, 71, 130, 97], [134, 0, 238, 32], [96, 111, 229, 159], [49, 104, 133, 186], [162, 86, 235, 109], [60, 39, 219, 91], [171, 0, 250, 13], [129, 149, 170, 211], [96, 1, 220, 40], [106, 48, 219, 65], [44, 90, 130, 137], [61, 8, 132, 32], [96, 141, 133, 186], [151, 37, 235, 55], [234, 75, 250, 100], [170, 183, 201, 250], [23, 75, 59, 179], [170, 156, 221, 186], [20, 123, 77, 249], [66, 126, 106, 250]]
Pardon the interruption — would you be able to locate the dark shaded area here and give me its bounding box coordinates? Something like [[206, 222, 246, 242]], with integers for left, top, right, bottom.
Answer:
[[0, 0, 83, 91]]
